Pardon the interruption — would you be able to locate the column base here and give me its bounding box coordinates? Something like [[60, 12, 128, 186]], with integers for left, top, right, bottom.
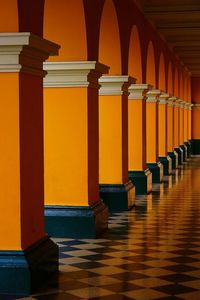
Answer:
[[159, 156, 172, 176], [128, 169, 152, 195], [184, 141, 191, 158], [190, 139, 200, 155], [147, 161, 164, 183], [168, 151, 178, 169], [180, 144, 187, 162], [100, 181, 135, 212], [0, 236, 58, 295], [45, 200, 108, 238], [174, 147, 184, 165]]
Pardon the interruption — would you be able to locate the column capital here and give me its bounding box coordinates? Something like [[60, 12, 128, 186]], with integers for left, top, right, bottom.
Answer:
[[174, 98, 182, 107], [128, 83, 152, 100], [167, 96, 177, 106], [159, 93, 170, 105], [99, 75, 136, 96], [0, 32, 60, 77], [44, 61, 109, 88], [180, 100, 187, 108], [146, 89, 161, 103]]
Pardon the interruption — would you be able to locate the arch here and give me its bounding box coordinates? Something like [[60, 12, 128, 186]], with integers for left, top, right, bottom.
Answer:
[[174, 67, 179, 97], [183, 72, 188, 101], [128, 25, 142, 83], [180, 71, 184, 99], [44, 0, 87, 61], [167, 62, 173, 95], [188, 76, 191, 102], [158, 52, 166, 91], [99, 0, 121, 75], [146, 41, 156, 87]]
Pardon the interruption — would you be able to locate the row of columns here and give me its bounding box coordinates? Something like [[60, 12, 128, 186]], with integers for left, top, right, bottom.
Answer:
[[43, 61, 193, 237], [0, 33, 193, 294]]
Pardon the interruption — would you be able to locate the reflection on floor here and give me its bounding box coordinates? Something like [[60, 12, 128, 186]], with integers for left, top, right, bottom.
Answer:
[[5, 158, 200, 299]]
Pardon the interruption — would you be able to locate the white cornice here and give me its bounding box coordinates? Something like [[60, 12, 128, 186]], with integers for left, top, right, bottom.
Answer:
[[44, 61, 109, 88], [146, 89, 161, 103], [0, 33, 59, 77], [128, 83, 152, 100], [99, 76, 135, 96]]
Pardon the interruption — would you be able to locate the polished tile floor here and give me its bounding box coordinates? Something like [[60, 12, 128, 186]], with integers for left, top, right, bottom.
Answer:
[[7, 157, 200, 299]]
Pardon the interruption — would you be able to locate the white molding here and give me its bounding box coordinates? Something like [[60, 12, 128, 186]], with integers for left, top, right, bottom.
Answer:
[[128, 83, 152, 100], [168, 96, 177, 106], [146, 89, 161, 103], [174, 98, 182, 107], [44, 61, 109, 88], [159, 93, 169, 105], [99, 75, 134, 96], [0, 32, 59, 77]]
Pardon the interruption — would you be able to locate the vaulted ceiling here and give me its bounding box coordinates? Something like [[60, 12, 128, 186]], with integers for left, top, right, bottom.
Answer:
[[142, 0, 200, 76]]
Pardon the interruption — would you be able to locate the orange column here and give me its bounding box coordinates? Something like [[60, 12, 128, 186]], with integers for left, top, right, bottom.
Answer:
[[167, 97, 178, 169], [184, 102, 190, 158], [192, 104, 200, 154], [180, 101, 187, 161], [99, 76, 135, 211], [43, 61, 109, 238], [0, 33, 59, 294], [158, 93, 172, 175], [128, 84, 152, 195], [146, 89, 164, 183], [174, 99, 183, 164]]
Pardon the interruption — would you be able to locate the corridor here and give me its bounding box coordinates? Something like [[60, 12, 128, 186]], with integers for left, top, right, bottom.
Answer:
[[14, 157, 200, 300]]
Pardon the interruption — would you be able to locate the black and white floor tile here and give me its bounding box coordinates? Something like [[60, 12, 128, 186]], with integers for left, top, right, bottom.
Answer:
[[3, 158, 200, 299]]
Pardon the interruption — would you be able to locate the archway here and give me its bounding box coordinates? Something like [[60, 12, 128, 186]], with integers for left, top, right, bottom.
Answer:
[[128, 25, 142, 82], [99, 0, 121, 74], [44, 0, 87, 61], [158, 52, 166, 91], [174, 67, 179, 98], [167, 62, 173, 95], [146, 41, 156, 87]]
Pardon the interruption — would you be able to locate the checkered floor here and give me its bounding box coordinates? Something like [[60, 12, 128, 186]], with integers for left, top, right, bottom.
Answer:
[[7, 158, 200, 299]]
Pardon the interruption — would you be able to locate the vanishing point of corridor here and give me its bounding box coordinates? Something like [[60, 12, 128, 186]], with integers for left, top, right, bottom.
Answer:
[[15, 157, 200, 300]]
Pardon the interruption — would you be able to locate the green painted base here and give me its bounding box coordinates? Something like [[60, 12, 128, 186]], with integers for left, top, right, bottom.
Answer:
[[128, 169, 152, 195], [168, 151, 178, 169], [174, 147, 183, 165], [45, 200, 108, 238], [180, 144, 187, 162], [0, 237, 58, 295], [185, 142, 191, 158], [147, 161, 164, 183], [190, 139, 200, 155], [159, 156, 172, 176], [100, 181, 135, 212]]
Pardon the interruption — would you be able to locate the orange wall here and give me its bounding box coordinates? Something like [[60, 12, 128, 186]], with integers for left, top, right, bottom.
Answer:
[[0, 1, 18, 32]]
